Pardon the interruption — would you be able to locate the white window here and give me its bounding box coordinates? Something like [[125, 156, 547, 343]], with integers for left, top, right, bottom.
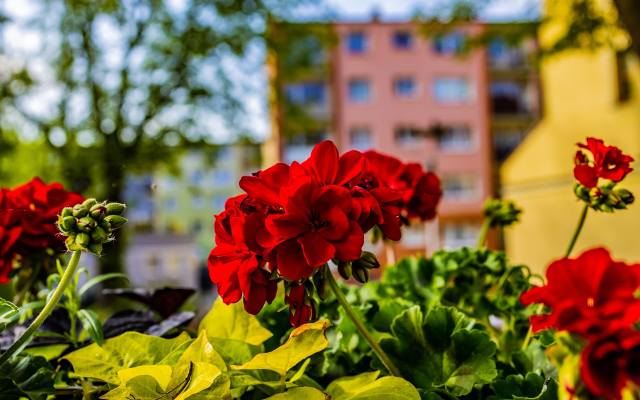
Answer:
[[350, 127, 372, 150], [395, 126, 423, 146], [442, 175, 479, 201], [439, 126, 474, 152], [433, 78, 471, 103], [348, 79, 371, 103], [212, 170, 232, 186], [443, 223, 480, 249], [402, 223, 426, 247], [284, 132, 327, 163]]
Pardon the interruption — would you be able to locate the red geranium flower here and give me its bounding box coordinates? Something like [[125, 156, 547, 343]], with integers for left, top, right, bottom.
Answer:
[[397, 163, 442, 221], [580, 328, 640, 400], [208, 195, 276, 314], [285, 283, 315, 327], [520, 248, 640, 338], [265, 181, 364, 281], [574, 137, 634, 188], [7, 177, 84, 250]]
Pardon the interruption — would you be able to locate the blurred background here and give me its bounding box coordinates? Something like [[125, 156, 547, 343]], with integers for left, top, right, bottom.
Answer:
[[1, 0, 639, 297]]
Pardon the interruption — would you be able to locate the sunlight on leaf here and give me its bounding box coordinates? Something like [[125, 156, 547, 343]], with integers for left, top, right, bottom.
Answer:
[[199, 298, 272, 346]]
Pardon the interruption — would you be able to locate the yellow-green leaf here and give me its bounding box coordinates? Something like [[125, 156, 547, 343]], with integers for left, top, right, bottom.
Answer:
[[117, 365, 173, 391], [233, 320, 330, 378], [266, 387, 328, 399], [63, 331, 191, 384], [199, 298, 272, 346], [326, 371, 421, 400]]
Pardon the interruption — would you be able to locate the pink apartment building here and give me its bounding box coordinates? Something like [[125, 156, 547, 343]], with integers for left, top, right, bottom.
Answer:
[[266, 20, 539, 256]]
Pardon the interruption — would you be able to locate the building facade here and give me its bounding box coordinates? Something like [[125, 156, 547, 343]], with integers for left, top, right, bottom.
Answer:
[[266, 20, 539, 256], [501, 0, 640, 271]]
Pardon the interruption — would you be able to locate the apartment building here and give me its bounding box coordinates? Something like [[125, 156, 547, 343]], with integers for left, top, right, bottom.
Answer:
[[265, 20, 539, 255]]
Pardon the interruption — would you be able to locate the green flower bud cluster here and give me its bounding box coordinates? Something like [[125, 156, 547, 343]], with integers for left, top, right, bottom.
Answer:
[[336, 251, 381, 284], [483, 199, 523, 228], [574, 183, 635, 212], [57, 198, 127, 255]]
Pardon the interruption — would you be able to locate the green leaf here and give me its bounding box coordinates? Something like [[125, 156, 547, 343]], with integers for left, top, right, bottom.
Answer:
[[490, 373, 559, 400], [266, 387, 328, 399], [78, 273, 129, 297], [77, 309, 104, 345], [102, 331, 230, 400], [326, 371, 421, 400], [199, 298, 272, 346], [63, 331, 192, 384], [380, 306, 497, 396], [234, 320, 330, 378], [0, 354, 55, 400], [0, 298, 19, 332]]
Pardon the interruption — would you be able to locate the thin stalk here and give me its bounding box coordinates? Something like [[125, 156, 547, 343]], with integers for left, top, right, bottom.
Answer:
[[476, 219, 491, 248], [565, 204, 589, 257], [325, 269, 402, 377], [14, 263, 41, 306], [0, 251, 81, 366]]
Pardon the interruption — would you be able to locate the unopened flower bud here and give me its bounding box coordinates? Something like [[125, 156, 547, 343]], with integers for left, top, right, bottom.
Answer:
[[337, 260, 352, 280], [77, 217, 97, 232], [353, 251, 380, 270], [90, 203, 107, 220], [106, 202, 126, 216], [88, 242, 103, 255], [75, 232, 90, 248], [59, 216, 77, 232], [103, 215, 127, 229], [483, 198, 522, 228], [65, 235, 76, 250], [72, 204, 89, 218], [91, 226, 108, 243], [574, 184, 591, 202], [82, 198, 98, 209], [61, 207, 73, 218], [353, 266, 369, 284], [313, 269, 327, 300], [617, 188, 634, 205]]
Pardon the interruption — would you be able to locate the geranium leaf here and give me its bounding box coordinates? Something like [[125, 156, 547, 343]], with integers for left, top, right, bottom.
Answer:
[[199, 298, 272, 346], [325, 371, 421, 400], [380, 305, 497, 396], [63, 331, 192, 384], [489, 372, 559, 400], [0, 354, 55, 400], [233, 320, 330, 378], [266, 387, 328, 399]]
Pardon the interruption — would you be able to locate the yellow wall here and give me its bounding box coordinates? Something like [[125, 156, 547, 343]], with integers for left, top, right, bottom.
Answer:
[[501, 1, 640, 272]]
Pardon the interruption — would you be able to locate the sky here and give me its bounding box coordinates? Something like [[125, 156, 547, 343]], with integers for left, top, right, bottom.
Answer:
[[1, 0, 540, 143]]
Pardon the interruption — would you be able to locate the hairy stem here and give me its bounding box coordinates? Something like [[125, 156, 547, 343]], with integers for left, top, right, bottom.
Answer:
[[325, 269, 402, 377], [476, 219, 491, 248], [0, 251, 81, 366], [565, 204, 589, 257]]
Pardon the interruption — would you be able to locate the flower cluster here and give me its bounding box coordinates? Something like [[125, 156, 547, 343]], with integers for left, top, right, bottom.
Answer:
[[0, 178, 84, 283], [57, 199, 128, 255], [208, 140, 442, 325], [521, 248, 640, 399], [573, 137, 635, 211]]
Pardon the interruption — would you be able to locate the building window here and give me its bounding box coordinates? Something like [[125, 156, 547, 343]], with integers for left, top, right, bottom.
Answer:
[[442, 222, 480, 249], [488, 38, 526, 68], [392, 31, 413, 49], [490, 81, 529, 114], [191, 196, 204, 209], [348, 79, 370, 103], [284, 82, 325, 105], [212, 195, 227, 210], [284, 132, 327, 163], [393, 77, 416, 97], [433, 32, 465, 54], [433, 78, 471, 103], [346, 31, 367, 54], [494, 130, 527, 162], [350, 127, 372, 150], [442, 175, 479, 201], [438, 126, 473, 152], [212, 170, 232, 186], [189, 170, 204, 186], [395, 126, 423, 146], [164, 198, 177, 211]]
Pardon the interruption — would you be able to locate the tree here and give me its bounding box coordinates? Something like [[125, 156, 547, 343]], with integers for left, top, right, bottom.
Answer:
[[0, 0, 316, 276]]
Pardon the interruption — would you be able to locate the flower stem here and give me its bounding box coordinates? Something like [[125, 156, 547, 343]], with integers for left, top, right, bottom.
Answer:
[[0, 251, 81, 366], [565, 204, 589, 257], [325, 269, 402, 377], [476, 219, 491, 248]]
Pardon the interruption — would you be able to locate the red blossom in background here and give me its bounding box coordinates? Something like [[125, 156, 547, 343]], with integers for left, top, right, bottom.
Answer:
[[208, 140, 442, 325], [573, 137, 634, 188], [580, 329, 640, 400], [520, 248, 640, 338], [0, 178, 84, 283]]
